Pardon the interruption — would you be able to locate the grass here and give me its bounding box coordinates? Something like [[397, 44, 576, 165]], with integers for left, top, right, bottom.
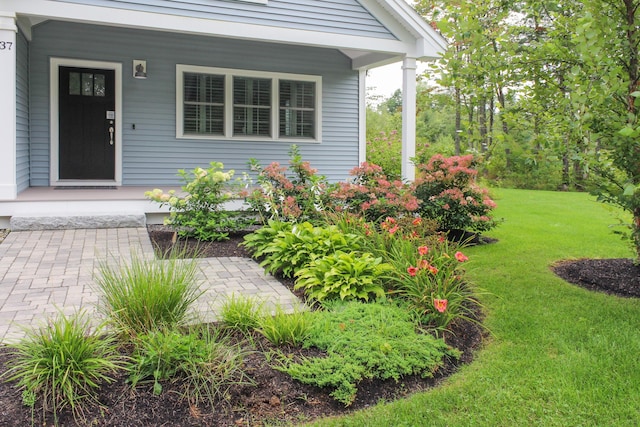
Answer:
[[308, 188, 640, 426]]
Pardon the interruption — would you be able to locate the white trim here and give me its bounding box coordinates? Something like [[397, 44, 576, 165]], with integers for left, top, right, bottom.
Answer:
[[6, 1, 409, 58], [176, 64, 322, 143], [49, 58, 123, 186], [401, 57, 417, 181], [0, 12, 17, 200], [358, 69, 367, 165]]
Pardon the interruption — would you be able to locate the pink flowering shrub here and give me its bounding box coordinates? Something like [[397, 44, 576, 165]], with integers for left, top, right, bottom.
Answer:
[[329, 162, 420, 224], [245, 145, 330, 223], [413, 154, 498, 233]]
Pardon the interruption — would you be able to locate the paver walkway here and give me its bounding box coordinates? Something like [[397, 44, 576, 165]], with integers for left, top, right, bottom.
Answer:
[[0, 228, 300, 342]]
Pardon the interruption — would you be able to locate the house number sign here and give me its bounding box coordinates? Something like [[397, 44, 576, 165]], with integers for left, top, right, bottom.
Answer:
[[0, 41, 12, 50]]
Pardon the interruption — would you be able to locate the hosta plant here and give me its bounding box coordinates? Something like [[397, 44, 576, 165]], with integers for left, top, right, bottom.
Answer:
[[294, 251, 392, 302]]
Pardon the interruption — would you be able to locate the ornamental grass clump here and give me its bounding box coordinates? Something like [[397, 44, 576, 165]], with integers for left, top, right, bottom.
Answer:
[[94, 251, 202, 337], [2, 311, 125, 425], [145, 161, 254, 241]]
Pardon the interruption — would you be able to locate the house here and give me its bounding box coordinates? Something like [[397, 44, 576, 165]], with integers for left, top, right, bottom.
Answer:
[[0, 0, 446, 229]]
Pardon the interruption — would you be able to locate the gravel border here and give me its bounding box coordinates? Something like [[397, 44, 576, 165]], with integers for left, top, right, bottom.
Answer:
[[0, 229, 7, 244]]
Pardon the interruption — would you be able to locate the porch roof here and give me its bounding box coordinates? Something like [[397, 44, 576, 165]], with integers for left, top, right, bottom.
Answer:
[[5, 0, 446, 70]]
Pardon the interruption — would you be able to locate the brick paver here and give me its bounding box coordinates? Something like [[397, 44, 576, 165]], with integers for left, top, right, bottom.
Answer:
[[0, 228, 301, 342]]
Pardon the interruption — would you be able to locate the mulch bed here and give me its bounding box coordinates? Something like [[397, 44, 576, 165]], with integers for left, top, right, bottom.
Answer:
[[0, 226, 635, 426]]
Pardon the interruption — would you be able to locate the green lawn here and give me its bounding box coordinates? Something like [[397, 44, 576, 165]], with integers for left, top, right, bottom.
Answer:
[[309, 188, 640, 426]]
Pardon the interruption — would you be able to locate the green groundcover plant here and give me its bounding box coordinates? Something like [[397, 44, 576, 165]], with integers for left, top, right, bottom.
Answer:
[[276, 301, 459, 406]]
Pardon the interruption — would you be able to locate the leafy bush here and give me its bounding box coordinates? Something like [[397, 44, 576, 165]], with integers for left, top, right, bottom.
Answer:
[[366, 130, 402, 180], [129, 328, 252, 407], [218, 294, 265, 333], [241, 220, 293, 259], [94, 251, 202, 336], [294, 251, 392, 302], [329, 162, 420, 224], [257, 305, 310, 346], [146, 162, 253, 241], [3, 311, 124, 424], [385, 236, 478, 334], [413, 154, 498, 233], [277, 301, 458, 406], [245, 145, 331, 223], [257, 222, 362, 278]]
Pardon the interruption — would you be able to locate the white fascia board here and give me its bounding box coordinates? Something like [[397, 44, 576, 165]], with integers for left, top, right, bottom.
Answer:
[[5, 0, 409, 55], [361, 0, 447, 58]]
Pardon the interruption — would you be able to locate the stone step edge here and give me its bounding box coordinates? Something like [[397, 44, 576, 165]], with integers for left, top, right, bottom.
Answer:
[[9, 215, 146, 231]]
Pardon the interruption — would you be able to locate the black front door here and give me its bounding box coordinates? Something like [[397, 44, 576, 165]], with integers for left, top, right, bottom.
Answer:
[[59, 66, 115, 180]]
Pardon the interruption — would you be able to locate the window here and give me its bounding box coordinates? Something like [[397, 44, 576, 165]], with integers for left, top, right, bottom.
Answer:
[[177, 65, 321, 142]]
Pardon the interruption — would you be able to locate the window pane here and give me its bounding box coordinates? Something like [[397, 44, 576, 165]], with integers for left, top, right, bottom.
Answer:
[[183, 73, 224, 135], [233, 77, 271, 136], [279, 80, 315, 138], [69, 72, 80, 95], [94, 74, 105, 97], [82, 73, 93, 96]]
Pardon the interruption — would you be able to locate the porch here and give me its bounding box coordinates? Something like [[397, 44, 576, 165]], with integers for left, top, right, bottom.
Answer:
[[0, 186, 180, 229]]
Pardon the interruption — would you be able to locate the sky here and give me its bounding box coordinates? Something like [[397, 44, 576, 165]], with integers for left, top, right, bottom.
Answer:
[[366, 61, 431, 101]]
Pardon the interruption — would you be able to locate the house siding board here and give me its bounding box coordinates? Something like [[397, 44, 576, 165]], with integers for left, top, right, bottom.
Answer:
[[16, 30, 30, 192], [29, 21, 359, 186], [48, 0, 396, 39]]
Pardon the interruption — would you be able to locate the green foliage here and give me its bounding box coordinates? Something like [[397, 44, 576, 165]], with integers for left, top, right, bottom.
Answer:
[[146, 162, 253, 242], [366, 130, 402, 180], [240, 220, 293, 259], [277, 301, 458, 406], [94, 251, 202, 336], [129, 327, 252, 407], [294, 251, 392, 303], [257, 222, 362, 278], [414, 154, 498, 233], [330, 162, 420, 224], [257, 305, 310, 346], [2, 312, 124, 424], [385, 236, 478, 334], [218, 294, 266, 333], [245, 145, 331, 224]]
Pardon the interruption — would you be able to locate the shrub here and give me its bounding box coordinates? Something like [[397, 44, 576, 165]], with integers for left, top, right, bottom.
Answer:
[[257, 305, 310, 346], [146, 162, 253, 241], [129, 327, 252, 407], [218, 294, 266, 333], [413, 154, 498, 233], [257, 222, 362, 278], [294, 251, 392, 302], [3, 311, 124, 424], [329, 162, 420, 224], [366, 130, 402, 180], [277, 301, 459, 406], [94, 251, 202, 336], [245, 145, 331, 223]]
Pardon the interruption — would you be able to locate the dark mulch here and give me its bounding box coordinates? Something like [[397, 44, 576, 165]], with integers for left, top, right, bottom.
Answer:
[[0, 226, 486, 427], [552, 258, 640, 298]]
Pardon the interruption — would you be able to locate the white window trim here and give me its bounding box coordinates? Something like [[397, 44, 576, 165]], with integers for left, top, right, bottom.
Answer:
[[176, 64, 322, 143]]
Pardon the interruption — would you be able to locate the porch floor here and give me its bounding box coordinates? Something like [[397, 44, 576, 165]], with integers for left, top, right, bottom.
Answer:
[[9, 186, 179, 202]]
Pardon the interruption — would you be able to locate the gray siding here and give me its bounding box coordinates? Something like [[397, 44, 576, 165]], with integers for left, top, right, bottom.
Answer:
[[50, 0, 396, 40], [29, 21, 360, 186], [16, 29, 30, 192]]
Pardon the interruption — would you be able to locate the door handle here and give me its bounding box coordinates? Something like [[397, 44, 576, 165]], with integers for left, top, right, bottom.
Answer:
[[109, 126, 114, 146]]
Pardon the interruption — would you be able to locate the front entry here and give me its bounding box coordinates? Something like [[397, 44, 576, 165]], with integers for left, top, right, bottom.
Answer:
[[58, 66, 115, 180]]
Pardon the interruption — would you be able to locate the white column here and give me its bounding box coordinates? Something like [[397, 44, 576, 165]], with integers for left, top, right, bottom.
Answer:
[[358, 69, 367, 166], [401, 57, 417, 182], [0, 12, 17, 200]]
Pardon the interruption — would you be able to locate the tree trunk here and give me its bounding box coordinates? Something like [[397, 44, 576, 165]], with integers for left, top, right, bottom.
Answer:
[[455, 85, 462, 155]]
